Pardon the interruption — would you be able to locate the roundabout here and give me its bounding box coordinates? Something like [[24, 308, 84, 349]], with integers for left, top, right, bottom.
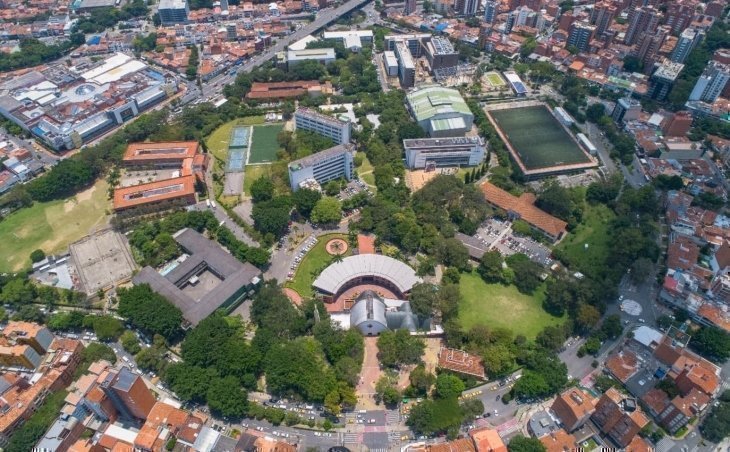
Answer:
[[620, 299, 642, 316], [325, 238, 348, 255]]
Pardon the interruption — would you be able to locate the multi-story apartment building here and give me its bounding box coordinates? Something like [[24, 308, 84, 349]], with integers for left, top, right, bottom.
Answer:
[[158, 0, 189, 24], [624, 6, 661, 45], [294, 108, 351, 145], [689, 61, 730, 103], [288, 144, 355, 191], [567, 22, 595, 53], [671, 28, 704, 64]]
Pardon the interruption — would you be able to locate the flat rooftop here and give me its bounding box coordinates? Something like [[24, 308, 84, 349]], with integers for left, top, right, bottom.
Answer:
[[133, 229, 261, 325], [288, 143, 353, 172], [295, 107, 349, 127]]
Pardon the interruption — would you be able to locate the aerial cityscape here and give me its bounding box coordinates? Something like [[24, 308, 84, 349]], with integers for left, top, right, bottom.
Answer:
[[0, 0, 728, 450]]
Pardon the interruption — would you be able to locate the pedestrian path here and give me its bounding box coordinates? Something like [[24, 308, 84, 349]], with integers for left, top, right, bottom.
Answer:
[[386, 410, 400, 424], [655, 437, 675, 452]]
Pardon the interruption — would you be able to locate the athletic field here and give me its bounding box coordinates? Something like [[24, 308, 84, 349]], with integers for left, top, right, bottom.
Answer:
[[248, 124, 284, 164], [489, 105, 591, 171], [485, 72, 506, 87]]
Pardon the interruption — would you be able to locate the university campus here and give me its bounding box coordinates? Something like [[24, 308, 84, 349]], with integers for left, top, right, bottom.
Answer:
[[0, 0, 728, 450]]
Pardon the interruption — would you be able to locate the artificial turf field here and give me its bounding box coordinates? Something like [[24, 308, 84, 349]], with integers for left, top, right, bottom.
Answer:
[[485, 72, 506, 87], [248, 124, 284, 164], [489, 105, 591, 170]]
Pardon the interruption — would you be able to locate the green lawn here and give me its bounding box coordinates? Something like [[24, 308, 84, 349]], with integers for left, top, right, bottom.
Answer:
[[249, 124, 284, 164], [239, 115, 265, 126], [0, 179, 110, 272], [486, 72, 506, 87], [285, 233, 350, 298], [243, 164, 275, 195], [206, 117, 265, 162], [356, 152, 376, 189], [555, 203, 615, 279], [458, 271, 563, 339]]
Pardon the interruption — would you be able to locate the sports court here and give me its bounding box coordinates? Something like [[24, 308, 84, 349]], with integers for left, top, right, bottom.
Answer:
[[486, 102, 596, 178], [224, 126, 250, 195], [485, 72, 506, 88], [248, 124, 284, 164]]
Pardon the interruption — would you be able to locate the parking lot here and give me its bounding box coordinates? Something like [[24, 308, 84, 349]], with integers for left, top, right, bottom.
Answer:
[[336, 179, 372, 203], [286, 235, 317, 281], [473, 218, 553, 267]]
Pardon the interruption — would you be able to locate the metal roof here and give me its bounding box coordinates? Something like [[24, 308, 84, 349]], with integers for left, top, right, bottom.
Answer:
[[312, 254, 420, 295], [406, 86, 471, 123]]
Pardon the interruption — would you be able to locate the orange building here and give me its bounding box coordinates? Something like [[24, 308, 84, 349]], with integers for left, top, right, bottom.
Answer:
[[539, 429, 577, 452], [550, 388, 596, 432], [113, 175, 197, 212], [591, 388, 649, 447], [470, 428, 507, 452]]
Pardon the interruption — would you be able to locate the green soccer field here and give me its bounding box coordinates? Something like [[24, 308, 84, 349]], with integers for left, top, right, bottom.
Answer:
[[490, 105, 590, 170], [249, 124, 284, 164], [486, 72, 506, 87]]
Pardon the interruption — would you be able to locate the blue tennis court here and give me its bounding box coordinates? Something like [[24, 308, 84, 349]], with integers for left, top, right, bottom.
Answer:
[[230, 126, 250, 149]]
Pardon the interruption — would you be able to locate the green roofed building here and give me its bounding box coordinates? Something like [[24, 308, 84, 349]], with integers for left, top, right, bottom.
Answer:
[[406, 85, 473, 137]]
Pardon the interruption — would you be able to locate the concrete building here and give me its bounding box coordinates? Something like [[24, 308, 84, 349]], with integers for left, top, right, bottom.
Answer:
[[158, 0, 189, 24], [671, 28, 703, 64], [133, 229, 262, 326], [294, 107, 351, 144], [591, 388, 649, 448], [689, 61, 730, 103], [395, 41, 416, 88], [284, 48, 336, 68], [612, 97, 642, 123], [406, 86, 473, 138], [288, 143, 355, 191], [567, 22, 594, 53], [322, 30, 373, 52], [648, 61, 684, 101], [113, 175, 197, 213], [591, 2, 616, 36], [404, 0, 416, 15], [383, 51, 398, 76], [455, 0, 478, 15], [423, 36, 459, 71], [636, 29, 667, 69], [349, 291, 427, 336], [550, 388, 597, 432], [403, 136, 485, 169]]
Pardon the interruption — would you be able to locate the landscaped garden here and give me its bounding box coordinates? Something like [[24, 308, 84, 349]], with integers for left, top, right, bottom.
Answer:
[[285, 233, 351, 298], [554, 203, 615, 279], [457, 271, 563, 339]]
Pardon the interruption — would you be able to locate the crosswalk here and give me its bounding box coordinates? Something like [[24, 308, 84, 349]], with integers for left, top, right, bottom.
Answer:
[[386, 410, 400, 424], [655, 437, 675, 452], [343, 432, 360, 444]]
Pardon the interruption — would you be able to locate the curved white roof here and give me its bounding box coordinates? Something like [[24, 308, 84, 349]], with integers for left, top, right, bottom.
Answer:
[[312, 254, 420, 295]]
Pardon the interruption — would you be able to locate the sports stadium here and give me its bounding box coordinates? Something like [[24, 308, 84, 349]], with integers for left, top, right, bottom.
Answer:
[[485, 101, 598, 179]]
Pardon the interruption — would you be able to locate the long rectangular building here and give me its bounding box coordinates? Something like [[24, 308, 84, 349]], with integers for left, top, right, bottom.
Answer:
[[288, 144, 355, 191], [113, 175, 197, 213], [122, 141, 199, 167], [403, 136, 485, 169], [294, 107, 351, 144]]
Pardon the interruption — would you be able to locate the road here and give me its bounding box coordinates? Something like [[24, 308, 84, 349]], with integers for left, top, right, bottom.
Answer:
[[0, 127, 60, 167], [189, 200, 259, 246]]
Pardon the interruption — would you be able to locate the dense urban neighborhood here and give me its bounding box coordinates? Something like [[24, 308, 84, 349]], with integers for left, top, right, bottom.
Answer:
[[0, 0, 729, 450]]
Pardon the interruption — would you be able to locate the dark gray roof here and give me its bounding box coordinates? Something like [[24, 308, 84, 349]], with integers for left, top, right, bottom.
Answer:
[[288, 143, 354, 171], [112, 367, 138, 392], [133, 229, 261, 325], [454, 232, 487, 260]]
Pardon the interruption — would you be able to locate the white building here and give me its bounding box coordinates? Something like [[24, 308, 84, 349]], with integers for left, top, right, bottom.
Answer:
[[288, 144, 355, 191], [553, 107, 575, 126], [383, 51, 398, 76], [323, 30, 373, 52], [294, 107, 351, 145], [403, 136, 485, 169], [689, 61, 730, 104], [285, 48, 336, 68]]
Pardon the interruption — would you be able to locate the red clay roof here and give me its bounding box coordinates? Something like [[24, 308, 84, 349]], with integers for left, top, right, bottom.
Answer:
[[469, 428, 507, 452], [480, 182, 567, 239], [122, 141, 199, 163], [606, 350, 639, 383], [667, 236, 700, 271], [438, 347, 486, 379], [113, 175, 196, 211], [539, 429, 576, 452], [246, 81, 331, 99], [625, 435, 653, 452], [550, 388, 596, 430], [429, 438, 477, 452]]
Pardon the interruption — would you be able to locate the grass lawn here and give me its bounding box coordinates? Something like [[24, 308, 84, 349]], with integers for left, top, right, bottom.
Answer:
[[285, 233, 350, 298], [555, 203, 615, 279], [239, 115, 265, 126], [458, 271, 563, 339], [356, 152, 376, 190], [486, 72, 506, 87], [249, 124, 284, 164], [243, 164, 275, 195], [0, 179, 110, 273]]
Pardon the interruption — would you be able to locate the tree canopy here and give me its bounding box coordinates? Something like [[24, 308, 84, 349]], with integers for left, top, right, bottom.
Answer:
[[117, 284, 183, 342]]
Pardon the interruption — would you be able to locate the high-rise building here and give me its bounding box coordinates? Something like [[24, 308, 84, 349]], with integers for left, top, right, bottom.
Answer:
[[671, 28, 704, 64], [455, 0, 478, 16], [648, 61, 684, 101], [514, 6, 533, 27], [689, 61, 730, 103], [636, 29, 667, 69], [567, 22, 595, 52], [591, 2, 616, 36], [158, 0, 189, 24], [484, 0, 498, 23], [505, 12, 516, 34], [624, 6, 661, 45], [665, 0, 694, 36], [100, 367, 155, 423], [404, 0, 416, 15]]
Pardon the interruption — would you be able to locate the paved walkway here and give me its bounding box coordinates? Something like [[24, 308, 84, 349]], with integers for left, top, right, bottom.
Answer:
[[356, 337, 382, 410]]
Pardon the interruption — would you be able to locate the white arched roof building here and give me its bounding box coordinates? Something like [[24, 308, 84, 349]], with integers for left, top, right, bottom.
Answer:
[[312, 254, 420, 297]]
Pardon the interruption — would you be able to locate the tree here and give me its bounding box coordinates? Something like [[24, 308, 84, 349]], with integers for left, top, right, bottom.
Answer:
[[601, 314, 623, 340], [408, 283, 438, 318], [460, 398, 485, 422], [435, 238, 470, 271], [264, 338, 338, 402], [585, 103, 606, 123], [120, 330, 141, 355], [252, 197, 292, 237], [207, 376, 248, 419], [292, 188, 321, 218], [164, 363, 214, 402], [310, 197, 342, 225], [505, 254, 542, 294], [324, 180, 341, 196], [701, 391, 730, 442], [406, 398, 463, 437], [84, 315, 123, 342], [250, 176, 275, 203], [47, 311, 85, 331], [690, 326, 730, 363], [482, 345, 515, 377], [375, 374, 401, 407], [508, 435, 547, 452], [117, 285, 183, 341], [575, 304, 600, 333], [622, 55, 643, 73], [435, 374, 465, 399], [30, 249, 46, 263], [477, 250, 504, 284], [377, 329, 425, 368], [629, 258, 653, 284], [409, 364, 435, 396], [81, 342, 117, 366]]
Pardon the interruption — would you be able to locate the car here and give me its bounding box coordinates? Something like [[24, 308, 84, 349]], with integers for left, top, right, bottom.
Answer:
[[496, 395, 501, 401], [638, 318, 646, 323], [619, 295, 624, 301], [483, 412, 491, 418]]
